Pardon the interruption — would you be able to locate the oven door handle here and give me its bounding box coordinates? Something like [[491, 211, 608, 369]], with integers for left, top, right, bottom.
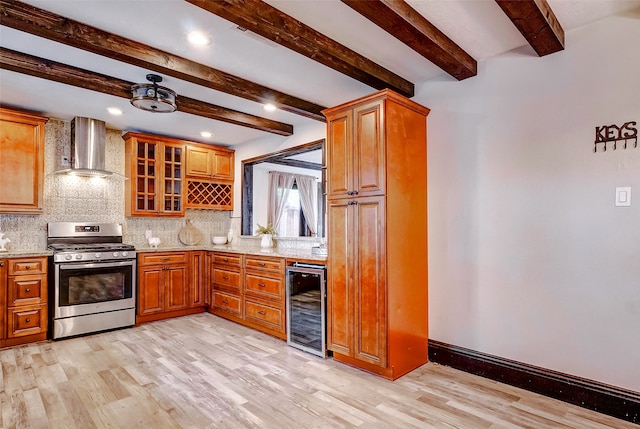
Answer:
[[58, 260, 135, 270]]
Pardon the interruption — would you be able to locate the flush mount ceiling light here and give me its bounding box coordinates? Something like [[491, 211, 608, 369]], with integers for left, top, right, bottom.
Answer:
[[187, 31, 211, 46], [131, 74, 177, 113]]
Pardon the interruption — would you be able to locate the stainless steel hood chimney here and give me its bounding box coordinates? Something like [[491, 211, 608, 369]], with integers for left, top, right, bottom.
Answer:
[[70, 117, 111, 176]]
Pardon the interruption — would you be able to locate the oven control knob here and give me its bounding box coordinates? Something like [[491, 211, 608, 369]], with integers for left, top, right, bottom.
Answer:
[[75, 254, 83, 260], [95, 253, 101, 259], [122, 251, 128, 257], [65, 254, 73, 261], [113, 252, 119, 257]]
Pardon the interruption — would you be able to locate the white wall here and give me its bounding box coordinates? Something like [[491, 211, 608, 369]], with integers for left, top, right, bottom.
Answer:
[[420, 14, 640, 391]]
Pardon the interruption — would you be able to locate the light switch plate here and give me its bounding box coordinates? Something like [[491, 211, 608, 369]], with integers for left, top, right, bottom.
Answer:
[[615, 187, 631, 207]]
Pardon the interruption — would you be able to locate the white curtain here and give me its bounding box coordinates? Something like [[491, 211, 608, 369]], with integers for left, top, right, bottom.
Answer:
[[295, 173, 318, 236], [267, 171, 295, 232]]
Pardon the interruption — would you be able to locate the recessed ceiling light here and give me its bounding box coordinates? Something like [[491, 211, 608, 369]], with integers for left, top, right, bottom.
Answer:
[[263, 103, 277, 112], [107, 107, 122, 116], [188, 31, 211, 46], [200, 131, 213, 138]]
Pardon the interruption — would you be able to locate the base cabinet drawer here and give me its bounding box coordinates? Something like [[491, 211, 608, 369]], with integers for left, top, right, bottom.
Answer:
[[7, 304, 47, 338], [244, 274, 283, 300], [244, 299, 284, 332], [212, 268, 241, 290], [212, 291, 241, 316], [8, 257, 47, 276], [8, 276, 46, 305]]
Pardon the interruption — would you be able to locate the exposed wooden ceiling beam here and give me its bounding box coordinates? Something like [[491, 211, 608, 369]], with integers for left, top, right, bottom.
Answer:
[[0, 47, 294, 136], [186, 0, 415, 97], [0, 0, 325, 121], [495, 0, 564, 56], [341, 0, 477, 81]]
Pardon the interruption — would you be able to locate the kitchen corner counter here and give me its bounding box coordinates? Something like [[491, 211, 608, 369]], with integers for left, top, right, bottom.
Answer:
[[135, 245, 327, 262]]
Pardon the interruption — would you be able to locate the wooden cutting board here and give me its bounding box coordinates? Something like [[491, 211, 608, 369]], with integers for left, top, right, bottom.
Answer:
[[178, 219, 203, 246]]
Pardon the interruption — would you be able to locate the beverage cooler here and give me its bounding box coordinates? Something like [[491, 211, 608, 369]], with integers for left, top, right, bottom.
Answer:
[[285, 263, 327, 358]]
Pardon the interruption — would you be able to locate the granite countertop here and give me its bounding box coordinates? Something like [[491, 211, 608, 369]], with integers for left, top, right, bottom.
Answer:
[[0, 245, 327, 262], [136, 245, 327, 262], [0, 249, 53, 258]]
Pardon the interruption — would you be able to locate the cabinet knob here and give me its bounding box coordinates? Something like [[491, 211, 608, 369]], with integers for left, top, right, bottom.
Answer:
[[258, 283, 266, 287], [25, 265, 31, 270], [0, 262, 4, 267], [257, 311, 266, 315], [222, 275, 229, 280], [347, 190, 359, 196], [222, 298, 229, 304], [258, 262, 266, 266], [25, 318, 31, 323], [25, 288, 31, 293]]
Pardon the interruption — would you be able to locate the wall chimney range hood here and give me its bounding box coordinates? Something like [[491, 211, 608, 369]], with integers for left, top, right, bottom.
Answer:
[[55, 117, 123, 178]]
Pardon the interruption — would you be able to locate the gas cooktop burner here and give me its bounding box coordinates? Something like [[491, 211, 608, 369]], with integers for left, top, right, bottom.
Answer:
[[47, 222, 136, 263], [48, 243, 135, 252]]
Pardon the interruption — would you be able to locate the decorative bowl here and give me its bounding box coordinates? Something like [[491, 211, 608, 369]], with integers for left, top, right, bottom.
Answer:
[[212, 236, 227, 245]]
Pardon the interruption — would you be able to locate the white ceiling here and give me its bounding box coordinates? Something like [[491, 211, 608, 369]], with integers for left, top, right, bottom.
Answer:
[[1, 0, 638, 148]]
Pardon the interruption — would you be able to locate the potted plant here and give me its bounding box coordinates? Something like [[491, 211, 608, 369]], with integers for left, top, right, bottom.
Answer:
[[256, 223, 277, 248]]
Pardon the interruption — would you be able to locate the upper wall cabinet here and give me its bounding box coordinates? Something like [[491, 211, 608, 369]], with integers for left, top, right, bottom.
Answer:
[[0, 108, 48, 214], [186, 144, 234, 181], [185, 143, 234, 211], [124, 132, 185, 217], [123, 132, 235, 216]]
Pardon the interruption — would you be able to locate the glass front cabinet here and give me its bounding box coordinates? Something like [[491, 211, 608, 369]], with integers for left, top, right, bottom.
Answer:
[[124, 132, 185, 217]]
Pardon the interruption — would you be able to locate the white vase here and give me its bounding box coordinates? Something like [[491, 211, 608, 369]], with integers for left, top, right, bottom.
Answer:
[[260, 234, 273, 248]]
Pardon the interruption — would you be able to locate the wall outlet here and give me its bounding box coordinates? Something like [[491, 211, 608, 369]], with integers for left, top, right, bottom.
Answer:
[[145, 230, 153, 239]]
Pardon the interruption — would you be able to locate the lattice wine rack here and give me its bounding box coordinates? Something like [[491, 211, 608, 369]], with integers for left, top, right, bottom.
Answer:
[[186, 180, 233, 209]]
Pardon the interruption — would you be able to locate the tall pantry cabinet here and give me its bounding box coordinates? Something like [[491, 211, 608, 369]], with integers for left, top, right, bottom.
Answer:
[[322, 89, 429, 380]]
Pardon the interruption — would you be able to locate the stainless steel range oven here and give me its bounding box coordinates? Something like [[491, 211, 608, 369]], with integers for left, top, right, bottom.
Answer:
[[48, 222, 136, 339]]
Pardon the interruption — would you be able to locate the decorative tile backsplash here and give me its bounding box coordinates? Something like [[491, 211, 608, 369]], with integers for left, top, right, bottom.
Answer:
[[0, 119, 231, 252]]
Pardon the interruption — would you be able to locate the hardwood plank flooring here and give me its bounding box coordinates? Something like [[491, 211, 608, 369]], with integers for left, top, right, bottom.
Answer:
[[0, 314, 633, 428]]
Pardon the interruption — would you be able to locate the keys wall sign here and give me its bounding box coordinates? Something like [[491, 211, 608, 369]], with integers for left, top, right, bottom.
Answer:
[[594, 121, 637, 152]]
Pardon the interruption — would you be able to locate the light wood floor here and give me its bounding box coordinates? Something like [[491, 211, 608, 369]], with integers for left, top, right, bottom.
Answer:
[[0, 313, 633, 429]]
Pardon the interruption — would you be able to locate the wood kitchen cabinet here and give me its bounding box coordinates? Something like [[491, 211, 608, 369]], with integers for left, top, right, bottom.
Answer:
[[0, 259, 6, 348], [0, 108, 48, 214], [2, 256, 48, 347], [186, 143, 234, 181], [323, 89, 430, 380], [124, 132, 185, 217], [189, 251, 206, 308], [243, 255, 286, 339], [137, 251, 190, 323], [185, 143, 234, 210], [209, 252, 243, 320], [208, 252, 286, 340]]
